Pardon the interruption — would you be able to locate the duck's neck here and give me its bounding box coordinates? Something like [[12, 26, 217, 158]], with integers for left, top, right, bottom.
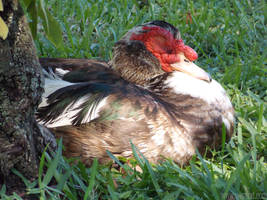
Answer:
[[109, 40, 165, 86]]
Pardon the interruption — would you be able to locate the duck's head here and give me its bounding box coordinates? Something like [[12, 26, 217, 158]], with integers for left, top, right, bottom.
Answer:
[[110, 20, 211, 85]]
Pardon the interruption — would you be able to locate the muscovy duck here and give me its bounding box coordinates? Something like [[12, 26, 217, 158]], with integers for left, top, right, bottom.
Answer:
[[37, 21, 234, 166]]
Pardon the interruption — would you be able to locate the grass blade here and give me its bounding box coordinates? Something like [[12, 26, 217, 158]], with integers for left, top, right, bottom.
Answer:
[[84, 158, 98, 200], [42, 139, 63, 186]]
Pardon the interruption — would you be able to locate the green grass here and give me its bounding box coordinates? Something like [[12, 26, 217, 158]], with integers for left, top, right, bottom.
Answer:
[[1, 0, 266, 199]]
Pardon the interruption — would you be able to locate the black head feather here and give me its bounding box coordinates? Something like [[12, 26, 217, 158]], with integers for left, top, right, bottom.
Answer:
[[145, 20, 181, 39]]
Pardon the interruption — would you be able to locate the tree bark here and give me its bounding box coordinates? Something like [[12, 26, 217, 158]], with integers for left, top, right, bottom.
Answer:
[[0, 0, 56, 193]]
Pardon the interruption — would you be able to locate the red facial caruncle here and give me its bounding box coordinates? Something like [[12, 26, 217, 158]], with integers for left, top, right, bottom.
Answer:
[[130, 26, 198, 72]]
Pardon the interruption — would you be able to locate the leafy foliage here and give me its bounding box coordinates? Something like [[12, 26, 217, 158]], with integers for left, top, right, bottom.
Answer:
[[0, 0, 8, 39], [20, 0, 63, 48], [1, 0, 266, 199]]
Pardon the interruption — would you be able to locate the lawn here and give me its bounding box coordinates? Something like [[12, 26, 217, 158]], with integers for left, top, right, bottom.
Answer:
[[1, 0, 266, 199]]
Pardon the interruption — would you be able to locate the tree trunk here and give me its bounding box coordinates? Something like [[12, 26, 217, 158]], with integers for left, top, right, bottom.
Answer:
[[0, 0, 56, 193]]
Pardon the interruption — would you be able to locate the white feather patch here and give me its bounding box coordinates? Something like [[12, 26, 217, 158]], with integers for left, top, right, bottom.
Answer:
[[55, 68, 70, 77], [39, 78, 74, 108], [165, 72, 232, 109], [40, 96, 108, 128], [39, 77, 108, 127]]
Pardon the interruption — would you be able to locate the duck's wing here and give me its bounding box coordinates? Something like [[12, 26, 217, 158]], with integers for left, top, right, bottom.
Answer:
[[37, 77, 179, 165], [37, 75, 162, 127], [39, 58, 109, 71], [39, 57, 114, 83]]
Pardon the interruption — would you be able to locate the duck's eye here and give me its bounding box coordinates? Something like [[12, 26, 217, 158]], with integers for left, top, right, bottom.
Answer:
[[184, 59, 189, 63], [166, 49, 172, 54]]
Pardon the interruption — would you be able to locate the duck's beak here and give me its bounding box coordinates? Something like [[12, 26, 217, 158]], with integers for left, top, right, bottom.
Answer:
[[170, 61, 212, 83]]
